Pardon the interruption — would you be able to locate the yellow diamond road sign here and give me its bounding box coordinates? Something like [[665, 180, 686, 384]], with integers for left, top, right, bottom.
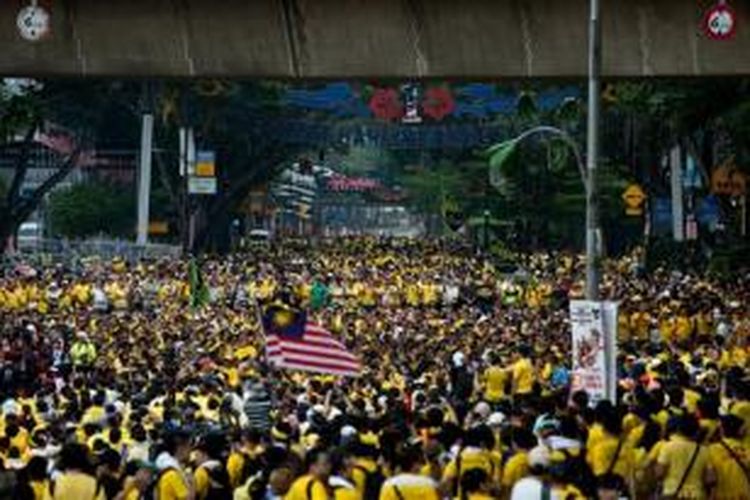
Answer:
[[622, 184, 646, 216], [622, 184, 645, 207]]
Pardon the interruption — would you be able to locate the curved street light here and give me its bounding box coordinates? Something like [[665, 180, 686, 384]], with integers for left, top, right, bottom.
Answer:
[[486, 124, 600, 300]]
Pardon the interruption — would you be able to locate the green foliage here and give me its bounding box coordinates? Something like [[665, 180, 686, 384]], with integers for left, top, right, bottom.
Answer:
[[0, 80, 43, 140], [48, 183, 135, 238]]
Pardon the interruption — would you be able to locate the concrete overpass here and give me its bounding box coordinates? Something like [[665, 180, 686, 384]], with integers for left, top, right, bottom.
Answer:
[[2, 0, 749, 78]]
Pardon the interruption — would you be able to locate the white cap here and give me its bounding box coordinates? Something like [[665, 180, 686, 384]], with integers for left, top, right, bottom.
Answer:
[[452, 351, 465, 367], [487, 412, 506, 426], [528, 445, 550, 468], [340, 425, 357, 438], [473, 402, 491, 420]]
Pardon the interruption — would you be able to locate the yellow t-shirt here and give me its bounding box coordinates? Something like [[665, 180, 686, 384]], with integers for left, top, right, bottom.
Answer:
[[684, 389, 701, 414], [586, 433, 634, 480], [586, 423, 606, 451], [674, 316, 693, 342], [443, 447, 501, 493], [629, 312, 651, 339], [194, 464, 216, 500], [511, 358, 534, 395], [332, 482, 359, 500], [555, 484, 586, 499], [284, 475, 328, 500], [352, 457, 379, 498], [119, 477, 142, 500], [379, 474, 439, 500], [501, 451, 529, 490], [708, 438, 750, 500], [31, 479, 48, 500], [729, 400, 750, 447], [227, 451, 246, 489], [483, 366, 507, 403], [158, 469, 190, 500], [47, 472, 105, 500], [657, 436, 712, 499]]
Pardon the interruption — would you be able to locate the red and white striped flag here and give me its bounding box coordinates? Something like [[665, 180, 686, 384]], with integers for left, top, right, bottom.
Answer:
[[266, 321, 361, 377]]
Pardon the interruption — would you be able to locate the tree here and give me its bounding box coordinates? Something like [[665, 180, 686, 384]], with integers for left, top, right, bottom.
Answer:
[[152, 81, 302, 253], [48, 182, 135, 238], [0, 79, 142, 253]]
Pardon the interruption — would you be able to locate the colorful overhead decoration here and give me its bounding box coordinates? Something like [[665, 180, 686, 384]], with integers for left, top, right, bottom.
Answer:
[[281, 82, 581, 122]]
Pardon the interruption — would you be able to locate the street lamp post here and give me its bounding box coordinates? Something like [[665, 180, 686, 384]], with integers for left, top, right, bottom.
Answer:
[[487, 123, 599, 299], [585, 0, 601, 300]]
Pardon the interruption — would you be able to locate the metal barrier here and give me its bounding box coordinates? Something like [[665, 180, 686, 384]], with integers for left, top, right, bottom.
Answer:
[[9, 238, 182, 264]]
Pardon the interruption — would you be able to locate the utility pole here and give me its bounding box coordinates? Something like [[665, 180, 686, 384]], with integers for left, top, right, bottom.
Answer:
[[585, 0, 601, 300], [136, 113, 153, 246]]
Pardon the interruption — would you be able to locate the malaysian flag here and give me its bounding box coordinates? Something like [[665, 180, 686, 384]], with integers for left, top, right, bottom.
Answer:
[[262, 305, 361, 377]]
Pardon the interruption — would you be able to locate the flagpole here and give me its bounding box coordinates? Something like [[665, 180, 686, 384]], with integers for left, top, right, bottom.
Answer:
[[251, 294, 271, 368]]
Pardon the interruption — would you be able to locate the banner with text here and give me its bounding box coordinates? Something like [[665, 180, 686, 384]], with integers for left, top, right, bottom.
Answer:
[[570, 300, 617, 404]]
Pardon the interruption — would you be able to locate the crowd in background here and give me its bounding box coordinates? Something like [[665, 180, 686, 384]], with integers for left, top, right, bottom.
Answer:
[[0, 237, 747, 499]]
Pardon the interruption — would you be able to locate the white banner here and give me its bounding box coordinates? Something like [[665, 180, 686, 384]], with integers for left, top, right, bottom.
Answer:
[[570, 300, 607, 404]]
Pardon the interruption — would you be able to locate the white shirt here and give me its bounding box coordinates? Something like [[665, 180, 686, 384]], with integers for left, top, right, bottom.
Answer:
[[92, 287, 108, 310], [510, 478, 575, 500]]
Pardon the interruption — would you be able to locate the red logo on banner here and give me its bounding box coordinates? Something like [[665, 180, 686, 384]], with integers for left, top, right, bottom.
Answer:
[[422, 87, 455, 121], [369, 88, 403, 121], [703, 1, 736, 40]]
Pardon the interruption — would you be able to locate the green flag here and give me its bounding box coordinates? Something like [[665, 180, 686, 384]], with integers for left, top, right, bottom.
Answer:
[[188, 258, 210, 308], [310, 280, 329, 310], [486, 140, 517, 192]]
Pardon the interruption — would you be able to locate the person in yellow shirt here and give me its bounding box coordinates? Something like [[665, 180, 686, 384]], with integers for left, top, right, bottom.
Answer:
[[351, 439, 382, 499], [119, 461, 155, 500], [586, 410, 635, 490], [656, 415, 716, 500], [405, 284, 420, 307], [47, 443, 105, 500], [328, 447, 360, 500], [24, 455, 49, 500], [631, 420, 664, 499], [697, 395, 721, 444], [673, 306, 694, 343], [728, 388, 750, 448], [285, 448, 331, 500], [193, 434, 231, 499], [380, 444, 439, 500], [155, 431, 196, 500], [629, 305, 651, 341], [708, 415, 750, 500], [442, 426, 501, 497], [482, 353, 507, 405], [459, 467, 494, 500], [510, 346, 534, 398], [501, 428, 536, 494], [227, 429, 264, 489], [659, 313, 678, 345]]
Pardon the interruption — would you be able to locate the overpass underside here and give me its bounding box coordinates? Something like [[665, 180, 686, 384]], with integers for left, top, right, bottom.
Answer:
[[1, 0, 748, 78]]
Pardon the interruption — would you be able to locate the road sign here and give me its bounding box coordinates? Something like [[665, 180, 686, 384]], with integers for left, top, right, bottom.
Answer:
[[17, 4, 50, 41], [703, 1, 736, 40], [195, 150, 216, 177], [188, 177, 217, 195], [148, 221, 169, 235], [622, 184, 646, 216]]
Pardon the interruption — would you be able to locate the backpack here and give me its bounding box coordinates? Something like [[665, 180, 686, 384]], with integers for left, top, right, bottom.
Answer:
[[353, 464, 386, 500], [203, 464, 232, 500]]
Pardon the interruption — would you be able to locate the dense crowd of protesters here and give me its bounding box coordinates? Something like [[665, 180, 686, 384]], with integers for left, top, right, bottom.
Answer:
[[0, 237, 747, 499]]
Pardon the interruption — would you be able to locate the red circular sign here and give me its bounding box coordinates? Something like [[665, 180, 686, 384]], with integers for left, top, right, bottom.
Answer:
[[703, 2, 736, 40]]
